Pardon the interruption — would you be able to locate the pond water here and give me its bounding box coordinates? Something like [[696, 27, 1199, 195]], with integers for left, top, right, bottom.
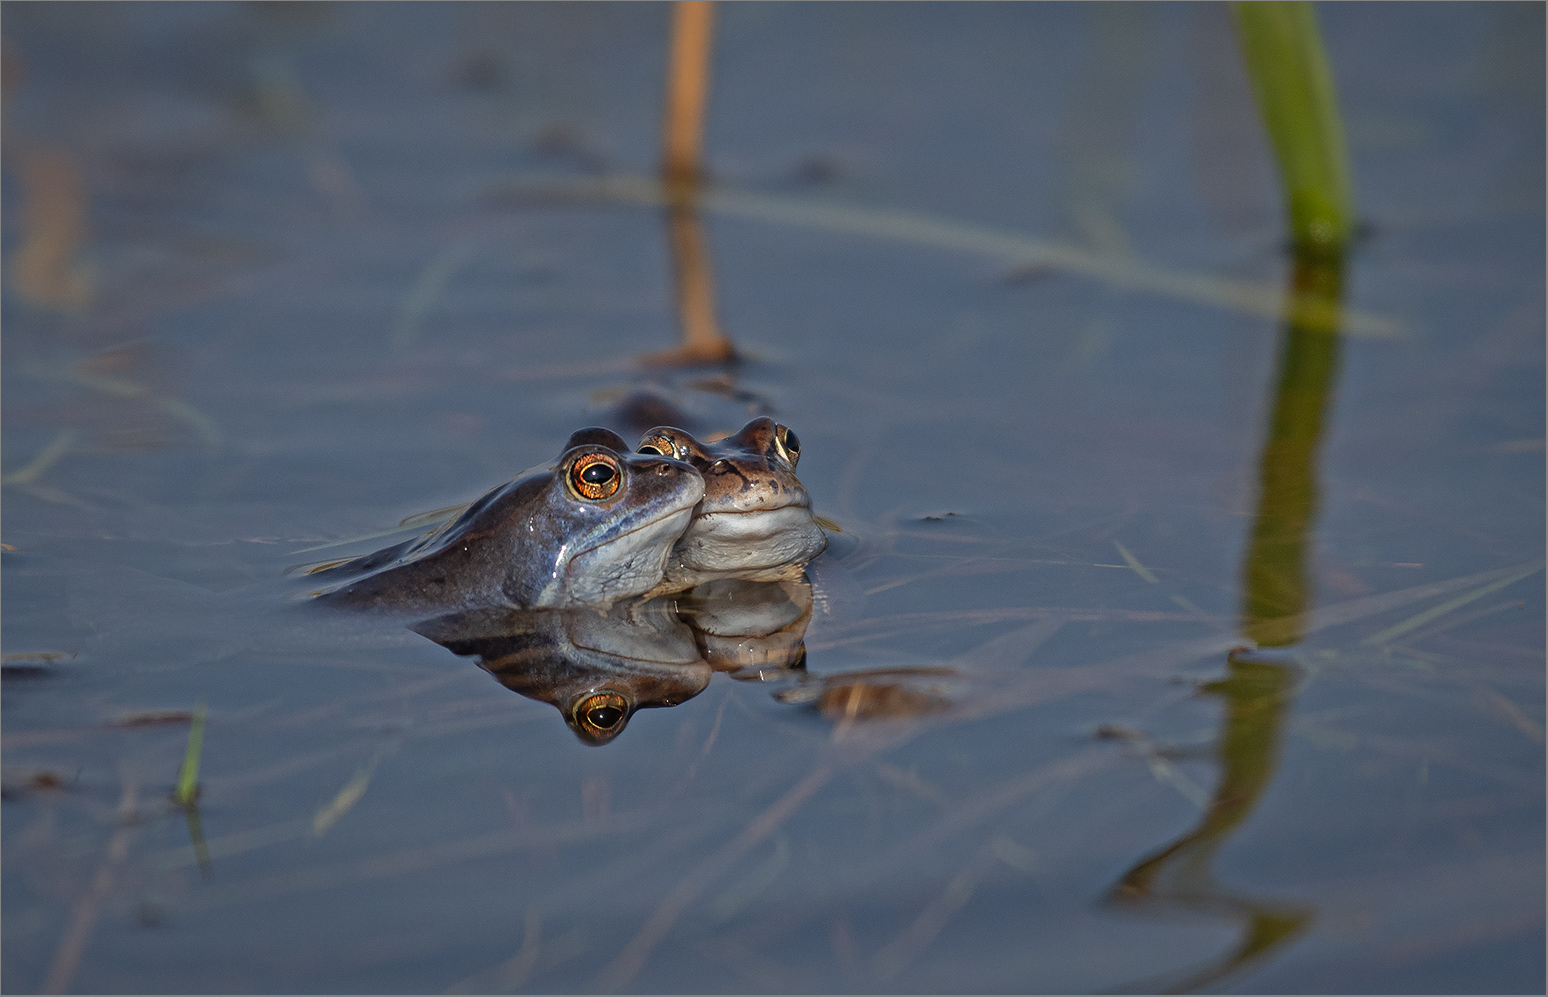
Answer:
[[3, 3, 1543, 993]]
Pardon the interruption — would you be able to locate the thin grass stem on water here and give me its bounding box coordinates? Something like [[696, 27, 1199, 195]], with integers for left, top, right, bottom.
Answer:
[[174, 699, 207, 807], [1360, 564, 1544, 647], [492, 173, 1402, 338], [2, 428, 76, 485]]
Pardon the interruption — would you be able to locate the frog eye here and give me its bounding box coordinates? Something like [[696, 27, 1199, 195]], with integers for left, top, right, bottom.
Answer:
[[575, 691, 629, 740], [637, 433, 680, 459], [569, 453, 621, 501], [774, 425, 801, 466]]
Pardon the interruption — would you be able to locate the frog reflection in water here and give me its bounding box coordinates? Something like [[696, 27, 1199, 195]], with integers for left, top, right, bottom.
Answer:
[[636, 418, 827, 592], [416, 577, 816, 744], [414, 599, 712, 745], [677, 577, 813, 682], [311, 429, 703, 612], [414, 571, 961, 742]]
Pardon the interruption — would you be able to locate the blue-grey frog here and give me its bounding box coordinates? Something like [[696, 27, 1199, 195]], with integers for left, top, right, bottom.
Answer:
[[310, 429, 704, 612]]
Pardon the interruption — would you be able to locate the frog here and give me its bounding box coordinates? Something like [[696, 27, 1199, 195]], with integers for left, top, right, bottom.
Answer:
[[413, 598, 711, 745], [676, 576, 813, 681], [635, 418, 827, 591], [310, 428, 704, 613]]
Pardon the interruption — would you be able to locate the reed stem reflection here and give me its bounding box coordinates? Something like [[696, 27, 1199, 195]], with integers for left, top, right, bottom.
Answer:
[[1243, 256, 1344, 647], [1108, 252, 1344, 991], [641, 0, 736, 367], [643, 203, 735, 366]]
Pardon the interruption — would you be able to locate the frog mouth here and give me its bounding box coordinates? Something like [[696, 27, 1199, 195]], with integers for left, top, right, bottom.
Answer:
[[691, 500, 816, 531], [694, 494, 812, 520], [674, 504, 828, 573], [570, 504, 697, 560]]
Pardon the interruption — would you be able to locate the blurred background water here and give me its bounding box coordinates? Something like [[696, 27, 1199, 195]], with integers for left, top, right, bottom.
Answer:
[[2, 3, 1543, 992]]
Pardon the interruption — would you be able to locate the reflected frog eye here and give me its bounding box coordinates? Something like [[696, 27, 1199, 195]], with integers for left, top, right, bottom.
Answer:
[[637, 434, 680, 459], [575, 691, 629, 739], [775, 425, 801, 466], [569, 453, 621, 500]]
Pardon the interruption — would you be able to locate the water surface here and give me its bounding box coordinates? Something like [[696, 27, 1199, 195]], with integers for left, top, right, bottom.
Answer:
[[3, 3, 1543, 993]]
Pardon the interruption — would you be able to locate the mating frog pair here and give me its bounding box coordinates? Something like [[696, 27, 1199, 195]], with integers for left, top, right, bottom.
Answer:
[[312, 418, 827, 612]]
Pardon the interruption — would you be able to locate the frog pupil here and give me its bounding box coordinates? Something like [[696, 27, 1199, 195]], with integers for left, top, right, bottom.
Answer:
[[580, 462, 616, 485], [638, 445, 665, 456], [783, 429, 800, 454], [587, 706, 623, 729]]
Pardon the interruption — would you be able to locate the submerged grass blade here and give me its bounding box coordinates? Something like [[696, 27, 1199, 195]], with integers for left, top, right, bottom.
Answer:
[[493, 173, 1401, 338], [1233, 1, 1354, 253], [392, 241, 479, 351], [174, 700, 207, 807], [1360, 564, 1543, 647], [289, 527, 421, 556], [312, 756, 380, 836], [25, 364, 221, 453], [2, 428, 77, 485], [1113, 541, 1160, 584]]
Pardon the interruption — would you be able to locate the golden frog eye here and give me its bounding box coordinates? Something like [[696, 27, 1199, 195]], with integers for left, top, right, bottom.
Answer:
[[775, 425, 801, 466], [569, 452, 621, 501], [575, 691, 629, 740], [637, 433, 680, 459]]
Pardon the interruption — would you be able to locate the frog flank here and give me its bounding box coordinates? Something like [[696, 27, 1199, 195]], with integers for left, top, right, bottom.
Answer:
[[311, 429, 704, 613]]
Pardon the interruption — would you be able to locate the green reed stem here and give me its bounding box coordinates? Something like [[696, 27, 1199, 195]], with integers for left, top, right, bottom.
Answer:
[[174, 699, 207, 806], [1233, 1, 1354, 255]]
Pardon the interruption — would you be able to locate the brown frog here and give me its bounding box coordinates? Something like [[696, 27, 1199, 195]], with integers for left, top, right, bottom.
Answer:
[[636, 418, 827, 591]]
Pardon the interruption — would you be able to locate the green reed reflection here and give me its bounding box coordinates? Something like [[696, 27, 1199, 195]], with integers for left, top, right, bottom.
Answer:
[[1105, 7, 1357, 982], [1110, 652, 1312, 993], [1108, 255, 1344, 991], [1242, 256, 1344, 647]]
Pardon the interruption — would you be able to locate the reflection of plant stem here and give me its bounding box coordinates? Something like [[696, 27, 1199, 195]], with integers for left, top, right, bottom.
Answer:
[[1109, 251, 1345, 989], [1118, 655, 1299, 899], [639, 205, 737, 367], [1242, 255, 1343, 647], [183, 802, 213, 878], [1109, 653, 1312, 994]]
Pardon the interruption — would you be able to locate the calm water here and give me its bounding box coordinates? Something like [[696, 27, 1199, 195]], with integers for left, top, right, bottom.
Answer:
[[3, 3, 1543, 993]]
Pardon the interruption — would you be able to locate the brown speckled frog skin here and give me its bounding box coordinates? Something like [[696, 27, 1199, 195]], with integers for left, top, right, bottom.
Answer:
[[636, 418, 827, 591], [310, 429, 704, 613]]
